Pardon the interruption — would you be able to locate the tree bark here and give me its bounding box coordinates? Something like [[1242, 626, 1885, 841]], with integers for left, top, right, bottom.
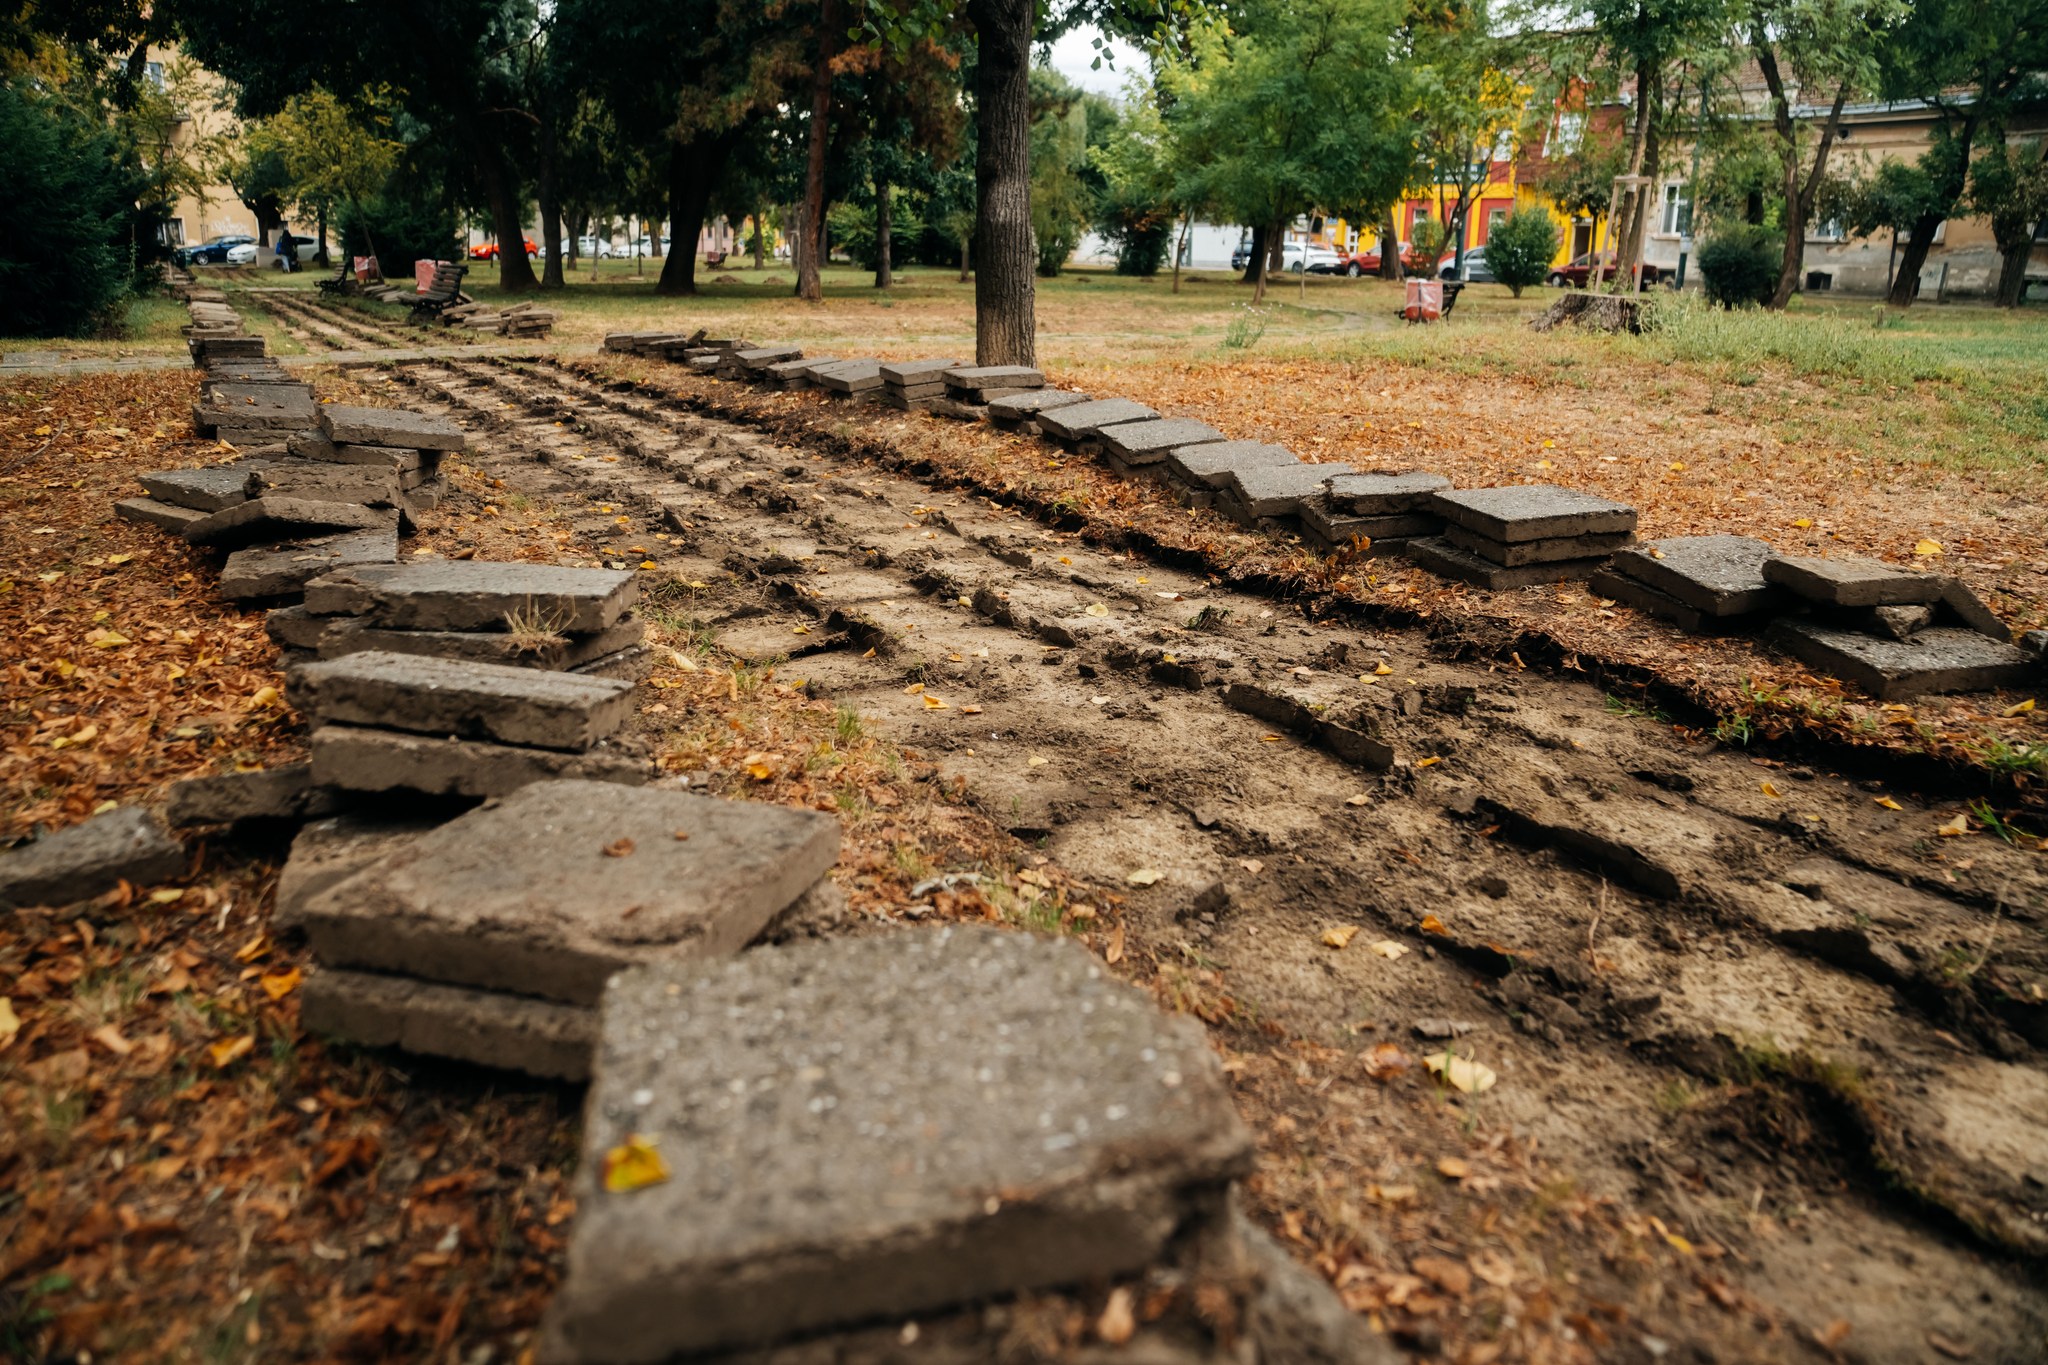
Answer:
[[538, 127, 564, 290], [1171, 209, 1190, 293], [659, 138, 720, 296], [471, 137, 539, 292], [1756, 38, 1848, 311], [1267, 226, 1285, 278], [1888, 111, 1980, 308], [1241, 223, 1266, 283], [1252, 219, 1279, 304], [315, 204, 328, 265], [1379, 211, 1404, 280], [797, 0, 840, 302], [752, 203, 767, 269], [1611, 57, 1655, 292], [874, 176, 892, 288], [965, 0, 1036, 365], [1994, 240, 2032, 307]]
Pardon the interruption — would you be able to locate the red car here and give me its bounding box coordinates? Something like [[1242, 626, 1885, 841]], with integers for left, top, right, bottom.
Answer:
[[1546, 252, 1666, 287], [1335, 242, 1432, 276], [469, 237, 540, 261]]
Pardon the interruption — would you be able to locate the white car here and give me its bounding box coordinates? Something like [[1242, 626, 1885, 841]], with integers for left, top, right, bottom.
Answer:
[[225, 242, 258, 265], [575, 235, 621, 259], [225, 241, 317, 266], [1282, 242, 1342, 273]]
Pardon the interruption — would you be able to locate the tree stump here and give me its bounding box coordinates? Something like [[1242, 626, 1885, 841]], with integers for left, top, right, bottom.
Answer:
[[1530, 293, 1644, 334]]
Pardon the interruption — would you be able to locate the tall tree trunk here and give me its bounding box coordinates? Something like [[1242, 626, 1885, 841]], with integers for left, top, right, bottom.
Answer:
[[1267, 226, 1285, 278], [1252, 219, 1279, 304], [1241, 223, 1266, 283], [538, 127, 564, 290], [1611, 57, 1655, 292], [1888, 112, 1980, 307], [1994, 240, 2032, 307], [1756, 38, 1848, 311], [958, 235, 971, 281], [752, 204, 767, 269], [874, 177, 892, 288], [658, 138, 719, 296], [566, 210, 584, 268], [1379, 212, 1404, 280], [965, 0, 1036, 365], [797, 0, 840, 302], [1171, 209, 1190, 293], [315, 204, 328, 265], [470, 135, 539, 292]]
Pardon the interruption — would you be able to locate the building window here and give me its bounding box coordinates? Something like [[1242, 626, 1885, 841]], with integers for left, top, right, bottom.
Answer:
[[159, 219, 186, 246], [1660, 183, 1692, 236], [1487, 206, 1510, 236], [1553, 112, 1584, 156], [144, 60, 165, 90], [1490, 129, 1514, 163], [1808, 217, 1845, 242]]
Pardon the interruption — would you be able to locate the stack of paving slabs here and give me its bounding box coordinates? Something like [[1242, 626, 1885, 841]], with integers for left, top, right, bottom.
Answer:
[[187, 333, 267, 366], [1095, 416, 1229, 477], [722, 344, 802, 380], [1294, 469, 1451, 552], [937, 365, 1043, 418], [191, 377, 319, 446], [182, 298, 244, 340], [1162, 440, 1299, 510], [1214, 460, 1360, 533], [278, 559, 648, 679], [1410, 484, 1638, 589], [985, 388, 1092, 435], [878, 358, 963, 410], [1591, 535, 1784, 633], [294, 779, 841, 1080], [602, 330, 697, 354], [1036, 396, 1161, 453], [758, 355, 839, 390], [809, 358, 887, 402], [199, 356, 295, 386], [1760, 553, 2029, 699], [306, 402, 464, 515], [440, 300, 557, 337], [676, 336, 749, 371], [539, 925, 1272, 1363]]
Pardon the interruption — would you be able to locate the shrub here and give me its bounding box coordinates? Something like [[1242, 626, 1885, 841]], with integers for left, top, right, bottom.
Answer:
[[1485, 209, 1562, 297], [1697, 225, 1781, 308], [0, 82, 135, 337], [338, 195, 459, 279], [1409, 217, 1447, 261], [827, 197, 923, 272]]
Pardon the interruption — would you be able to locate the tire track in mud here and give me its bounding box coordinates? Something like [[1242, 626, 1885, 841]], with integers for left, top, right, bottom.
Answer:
[[375, 353, 2048, 1359], [243, 289, 424, 353]]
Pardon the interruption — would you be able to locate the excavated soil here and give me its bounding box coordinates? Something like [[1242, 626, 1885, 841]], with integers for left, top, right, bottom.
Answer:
[[342, 351, 2048, 1363]]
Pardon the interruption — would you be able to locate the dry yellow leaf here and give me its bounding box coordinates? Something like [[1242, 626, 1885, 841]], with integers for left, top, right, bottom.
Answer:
[[1761, 781, 1781, 798], [1369, 939, 1409, 960], [0, 997, 18, 1046], [1126, 868, 1163, 886], [744, 758, 775, 781], [1792, 518, 1813, 529], [1322, 925, 1360, 949], [1912, 539, 1943, 557], [86, 628, 131, 648], [1345, 793, 1371, 807], [1374, 663, 1394, 676], [2003, 698, 2036, 717], [260, 968, 302, 1000], [1437, 1156, 1471, 1179], [1084, 602, 1110, 617], [1936, 811, 1968, 837], [1425, 1051, 1497, 1094], [1414, 756, 1442, 769], [1027, 755, 1048, 767], [922, 694, 948, 709], [147, 887, 183, 904], [1875, 796, 1903, 810], [639, 560, 657, 570], [601, 1134, 671, 1193], [208, 1035, 255, 1069], [1096, 1287, 1136, 1345]]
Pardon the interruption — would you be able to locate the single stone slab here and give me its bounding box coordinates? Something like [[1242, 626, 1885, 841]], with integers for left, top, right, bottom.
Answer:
[[943, 365, 1043, 388], [310, 725, 649, 798], [877, 358, 963, 385], [765, 357, 836, 384], [1037, 398, 1160, 442], [217, 528, 400, 601], [202, 379, 315, 406], [1589, 568, 1715, 633], [1097, 418, 1229, 464], [316, 615, 645, 670], [1938, 578, 2009, 640], [986, 390, 1093, 422], [1221, 462, 1359, 518], [539, 926, 1253, 1361], [115, 496, 207, 533], [1410, 536, 1611, 589], [165, 763, 335, 827], [193, 388, 316, 429], [1430, 485, 1637, 543], [1768, 621, 2032, 700], [317, 404, 467, 452], [1167, 441, 1300, 489], [303, 561, 637, 634], [287, 651, 634, 751], [1761, 553, 1943, 607], [290, 430, 431, 470], [734, 346, 802, 369], [275, 813, 437, 931], [1299, 502, 1437, 549], [1608, 535, 1780, 616], [251, 461, 402, 507], [0, 807, 184, 908], [138, 465, 255, 512], [811, 360, 884, 393], [183, 497, 398, 549], [1325, 471, 1452, 515], [303, 967, 598, 1081], [1443, 523, 1636, 566], [299, 779, 840, 1005]]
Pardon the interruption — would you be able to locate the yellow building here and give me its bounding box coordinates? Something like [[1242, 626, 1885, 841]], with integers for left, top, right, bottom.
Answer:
[[143, 47, 317, 259]]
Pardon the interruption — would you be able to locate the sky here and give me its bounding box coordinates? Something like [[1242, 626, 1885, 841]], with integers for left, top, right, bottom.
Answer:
[[1042, 24, 1150, 97]]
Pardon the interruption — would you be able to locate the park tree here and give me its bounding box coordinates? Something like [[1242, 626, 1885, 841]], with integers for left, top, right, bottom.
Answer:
[[1484, 207, 1562, 295], [1822, 153, 1938, 293], [0, 73, 138, 336], [1743, 0, 1904, 308], [1968, 137, 2048, 309], [1872, 0, 2048, 306], [1090, 79, 1188, 281], [258, 88, 404, 269], [1408, 1, 1522, 277]]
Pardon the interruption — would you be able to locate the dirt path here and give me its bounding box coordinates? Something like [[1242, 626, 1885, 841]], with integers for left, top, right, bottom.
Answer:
[[357, 354, 2046, 1361], [239, 289, 426, 354]]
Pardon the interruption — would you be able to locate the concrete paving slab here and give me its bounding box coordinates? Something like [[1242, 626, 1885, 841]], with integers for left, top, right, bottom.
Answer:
[[183, 497, 398, 550], [943, 365, 1043, 388], [1762, 553, 1943, 607], [165, 763, 336, 827], [1589, 568, 1713, 632], [986, 390, 1093, 423], [1430, 485, 1637, 543], [1938, 578, 2010, 640], [318, 404, 467, 451], [1037, 398, 1160, 442], [1166, 441, 1298, 490], [200, 379, 315, 405], [302, 967, 598, 1081], [876, 359, 963, 385], [217, 528, 400, 601], [1443, 523, 1636, 567], [1299, 501, 1437, 550], [812, 360, 884, 392], [734, 346, 802, 369], [115, 496, 207, 533], [302, 561, 636, 633], [310, 725, 649, 798], [0, 808, 184, 908], [1324, 471, 1451, 515], [275, 813, 439, 931], [299, 779, 840, 1004], [1097, 418, 1229, 464], [251, 461, 403, 506], [1409, 536, 1610, 588], [540, 925, 1253, 1361], [314, 614, 644, 669], [1767, 621, 2032, 700], [1220, 462, 1359, 519], [137, 465, 254, 512], [287, 651, 635, 750], [1607, 535, 1780, 616]]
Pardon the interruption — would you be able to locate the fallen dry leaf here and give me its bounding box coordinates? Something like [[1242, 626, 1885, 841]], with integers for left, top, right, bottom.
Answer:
[[208, 1035, 255, 1069], [1437, 1156, 1470, 1179], [1425, 1051, 1497, 1094], [1370, 939, 1410, 960], [1937, 812, 1969, 838], [1875, 796, 1902, 810], [1096, 1287, 1135, 1344], [1125, 868, 1163, 886], [1322, 925, 1360, 949], [601, 1134, 671, 1193], [260, 968, 303, 1000], [602, 837, 636, 858]]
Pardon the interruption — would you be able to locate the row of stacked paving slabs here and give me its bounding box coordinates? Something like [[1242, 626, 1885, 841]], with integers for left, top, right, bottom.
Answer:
[[637, 332, 2042, 700]]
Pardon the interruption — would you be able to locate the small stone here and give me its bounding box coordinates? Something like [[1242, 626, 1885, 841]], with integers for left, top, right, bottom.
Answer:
[[0, 807, 184, 908]]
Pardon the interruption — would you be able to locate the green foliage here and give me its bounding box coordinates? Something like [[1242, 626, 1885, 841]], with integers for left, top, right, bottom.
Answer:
[[1409, 216, 1448, 260], [827, 193, 924, 271], [337, 193, 459, 275], [1969, 139, 2048, 253], [1484, 209, 1560, 296], [1090, 82, 1180, 277], [1534, 122, 1627, 220], [1030, 76, 1094, 277], [0, 79, 134, 337], [1221, 304, 1269, 349], [1697, 224, 1781, 307]]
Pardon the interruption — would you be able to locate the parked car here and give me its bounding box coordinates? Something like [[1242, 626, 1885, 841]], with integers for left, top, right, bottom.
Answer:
[[1336, 242, 1430, 275], [1437, 246, 1495, 283], [575, 234, 620, 259], [1546, 252, 1667, 287], [1229, 235, 1253, 271], [1282, 242, 1342, 273], [225, 242, 259, 265], [174, 235, 254, 266], [470, 237, 541, 261]]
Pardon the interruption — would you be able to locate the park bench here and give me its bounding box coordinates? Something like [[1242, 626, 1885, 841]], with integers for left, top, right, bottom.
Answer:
[[409, 261, 470, 319], [316, 256, 353, 295], [704, 248, 728, 267]]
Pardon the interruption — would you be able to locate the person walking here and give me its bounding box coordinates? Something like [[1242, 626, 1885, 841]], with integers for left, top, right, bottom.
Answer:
[[275, 227, 298, 273]]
